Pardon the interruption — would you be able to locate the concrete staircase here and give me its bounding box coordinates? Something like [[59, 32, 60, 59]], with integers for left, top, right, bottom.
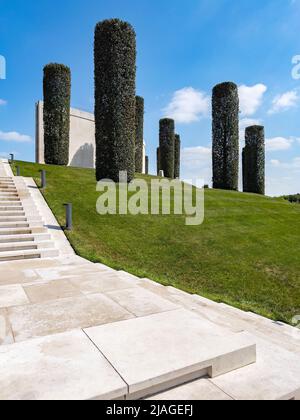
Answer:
[[0, 172, 58, 262]]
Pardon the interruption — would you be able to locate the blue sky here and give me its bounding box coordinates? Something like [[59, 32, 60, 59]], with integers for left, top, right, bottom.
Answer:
[[0, 0, 300, 195]]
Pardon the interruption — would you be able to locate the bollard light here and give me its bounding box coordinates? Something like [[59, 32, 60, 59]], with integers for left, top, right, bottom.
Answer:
[[63, 203, 73, 231], [9, 154, 14, 163], [16, 166, 21, 176]]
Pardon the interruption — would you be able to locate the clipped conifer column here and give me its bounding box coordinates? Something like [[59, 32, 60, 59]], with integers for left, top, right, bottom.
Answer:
[[243, 125, 265, 195], [94, 19, 136, 182], [159, 118, 175, 179], [145, 156, 149, 175], [174, 134, 181, 179], [135, 96, 144, 173], [156, 147, 161, 176], [43, 63, 71, 165], [212, 82, 239, 190]]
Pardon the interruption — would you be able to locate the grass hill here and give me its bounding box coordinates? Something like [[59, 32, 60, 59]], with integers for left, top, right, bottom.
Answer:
[[12, 160, 300, 324]]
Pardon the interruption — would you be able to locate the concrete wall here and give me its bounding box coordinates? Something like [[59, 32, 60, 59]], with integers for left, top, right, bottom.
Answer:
[[36, 101, 146, 172]]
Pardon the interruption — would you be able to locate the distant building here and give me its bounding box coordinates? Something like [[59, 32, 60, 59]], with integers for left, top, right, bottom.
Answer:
[[36, 101, 146, 173]]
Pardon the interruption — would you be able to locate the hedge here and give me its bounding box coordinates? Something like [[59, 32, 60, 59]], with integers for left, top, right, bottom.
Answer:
[[135, 96, 144, 173], [174, 134, 181, 179], [243, 125, 265, 195], [212, 82, 239, 190], [94, 19, 136, 182], [43, 63, 71, 165], [159, 118, 175, 179]]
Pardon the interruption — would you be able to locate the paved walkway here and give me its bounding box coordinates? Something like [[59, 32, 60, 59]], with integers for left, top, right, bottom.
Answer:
[[0, 159, 299, 400]]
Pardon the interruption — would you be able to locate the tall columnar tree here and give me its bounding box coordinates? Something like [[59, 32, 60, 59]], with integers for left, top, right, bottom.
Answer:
[[174, 134, 181, 179], [243, 125, 265, 195], [159, 118, 175, 179], [135, 96, 144, 173], [212, 82, 239, 190], [242, 147, 247, 192], [94, 19, 136, 182], [43, 63, 71, 165], [156, 147, 161, 175], [145, 156, 149, 175]]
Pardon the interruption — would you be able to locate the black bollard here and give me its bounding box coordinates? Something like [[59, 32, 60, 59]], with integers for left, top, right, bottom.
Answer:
[[16, 166, 21, 176], [64, 203, 72, 231], [39, 170, 46, 189]]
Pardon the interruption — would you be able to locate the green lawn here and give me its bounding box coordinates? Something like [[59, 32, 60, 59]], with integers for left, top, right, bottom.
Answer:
[[11, 160, 300, 324]]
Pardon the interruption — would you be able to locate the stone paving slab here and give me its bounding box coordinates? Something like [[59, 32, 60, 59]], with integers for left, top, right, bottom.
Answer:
[[69, 273, 140, 295], [23, 280, 83, 304], [105, 287, 180, 317], [34, 264, 112, 281], [0, 330, 127, 400], [0, 268, 38, 286], [147, 377, 233, 400], [85, 309, 256, 399], [0, 284, 30, 308], [9, 293, 134, 342], [0, 309, 14, 345]]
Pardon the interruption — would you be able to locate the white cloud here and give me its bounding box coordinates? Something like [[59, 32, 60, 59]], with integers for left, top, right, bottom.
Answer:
[[181, 146, 212, 184], [268, 90, 299, 114], [270, 159, 281, 166], [239, 84, 267, 116], [0, 99, 7, 106], [182, 146, 211, 164], [0, 131, 32, 142], [163, 87, 210, 124], [266, 137, 294, 152]]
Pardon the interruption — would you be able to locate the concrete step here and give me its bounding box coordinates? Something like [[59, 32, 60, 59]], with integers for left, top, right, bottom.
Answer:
[[146, 377, 233, 400], [0, 248, 59, 262], [0, 212, 26, 217], [0, 227, 47, 236], [0, 189, 18, 193], [0, 216, 42, 223], [0, 204, 23, 211], [0, 186, 17, 189], [0, 194, 20, 198], [138, 279, 300, 354], [0, 222, 30, 229], [0, 216, 28, 222], [0, 198, 21, 203], [0, 241, 55, 253], [84, 309, 256, 400], [0, 233, 51, 243]]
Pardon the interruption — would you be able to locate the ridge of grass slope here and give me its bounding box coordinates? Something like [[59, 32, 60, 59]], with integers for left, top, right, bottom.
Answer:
[[12, 161, 300, 324]]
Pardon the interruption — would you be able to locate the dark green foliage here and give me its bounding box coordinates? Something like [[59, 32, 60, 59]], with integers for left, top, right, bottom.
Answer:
[[283, 194, 300, 204], [94, 19, 136, 182], [243, 126, 265, 195], [242, 148, 247, 192], [145, 156, 149, 175], [156, 147, 161, 175], [212, 82, 239, 191], [135, 96, 144, 173], [174, 134, 181, 179], [159, 118, 175, 179], [43, 63, 71, 165]]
